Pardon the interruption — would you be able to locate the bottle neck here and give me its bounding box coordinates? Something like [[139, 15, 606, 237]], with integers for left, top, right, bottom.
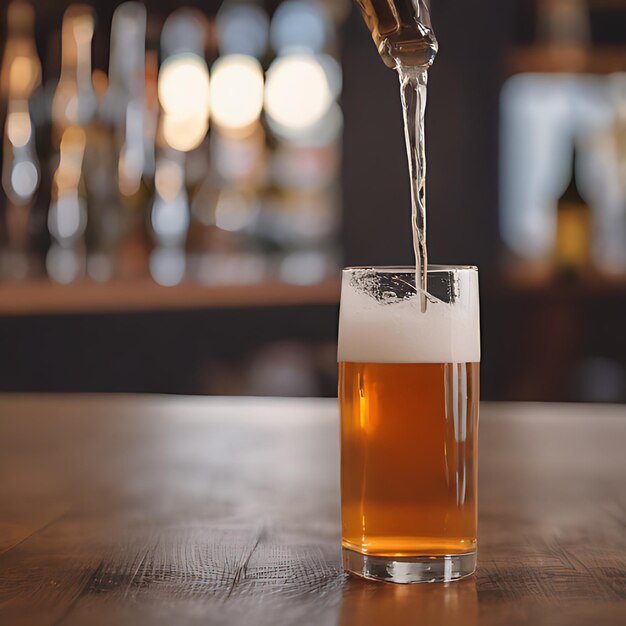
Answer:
[[7, 1, 36, 40], [559, 145, 585, 204], [1, 2, 41, 100], [538, 0, 591, 46], [108, 6, 147, 99], [60, 14, 94, 91], [54, 8, 96, 130]]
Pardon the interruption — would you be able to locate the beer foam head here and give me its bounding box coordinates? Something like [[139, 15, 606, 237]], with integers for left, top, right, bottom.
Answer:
[[337, 267, 480, 364]]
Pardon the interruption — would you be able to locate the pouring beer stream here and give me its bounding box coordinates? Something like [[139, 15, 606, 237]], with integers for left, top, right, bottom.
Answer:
[[355, 0, 438, 311]]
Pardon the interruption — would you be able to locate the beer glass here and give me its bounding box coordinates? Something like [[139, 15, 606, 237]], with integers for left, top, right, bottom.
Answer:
[[338, 266, 480, 583]]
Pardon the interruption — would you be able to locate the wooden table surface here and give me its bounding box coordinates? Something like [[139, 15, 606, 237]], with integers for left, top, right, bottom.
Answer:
[[0, 395, 624, 626]]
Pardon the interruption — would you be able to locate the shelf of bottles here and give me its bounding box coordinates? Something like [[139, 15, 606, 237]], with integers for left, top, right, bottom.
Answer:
[[0, 0, 348, 311], [511, 0, 626, 74], [500, 0, 626, 290]]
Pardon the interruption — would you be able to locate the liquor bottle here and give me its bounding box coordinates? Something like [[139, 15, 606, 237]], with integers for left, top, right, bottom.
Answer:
[[115, 45, 157, 281], [0, 0, 42, 279], [555, 144, 591, 279], [46, 125, 89, 283], [47, 5, 97, 282], [354, 0, 437, 69], [105, 1, 148, 201], [585, 76, 626, 276], [0, 0, 41, 102], [52, 5, 97, 133], [101, 2, 151, 280], [608, 83, 626, 274], [149, 10, 210, 285], [536, 0, 590, 71], [29, 30, 62, 275], [537, 0, 591, 48]]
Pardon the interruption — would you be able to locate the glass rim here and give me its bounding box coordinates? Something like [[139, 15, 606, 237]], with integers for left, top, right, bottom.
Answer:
[[341, 264, 478, 273]]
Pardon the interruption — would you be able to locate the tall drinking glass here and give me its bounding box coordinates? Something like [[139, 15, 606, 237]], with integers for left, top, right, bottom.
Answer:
[[338, 266, 480, 583]]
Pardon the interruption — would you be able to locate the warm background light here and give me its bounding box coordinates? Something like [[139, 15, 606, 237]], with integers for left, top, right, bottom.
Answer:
[[158, 54, 210, 152], [8, 55, 40, 97], [210, 55, 264, 133], [0, 1, 41, 98], [6, 110, 32, 148], [158, 55, 210, 119], [264, 54, 332, 133], [161, 113, 209, 152]]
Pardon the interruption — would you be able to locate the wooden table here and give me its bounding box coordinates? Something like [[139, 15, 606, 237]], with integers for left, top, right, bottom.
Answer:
[[0, 395, 624, 625]]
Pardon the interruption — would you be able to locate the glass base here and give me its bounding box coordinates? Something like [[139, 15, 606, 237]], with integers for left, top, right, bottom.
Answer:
[[342, 548, 476, 584]]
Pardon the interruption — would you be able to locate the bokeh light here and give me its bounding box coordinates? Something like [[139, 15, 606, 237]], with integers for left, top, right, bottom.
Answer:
[[210, 55, 264, 134], [158, 55, 210, 119], [160, 9, 205, 58], [317, 53, 342, 99], [150, 246, 186, 286], [48, 192, 87, 243], [216, 2, 269, 59], [215, 189, 258, 232], [8, 56, 40, 98], [264, 54, 332, 134], [270, 0, 328, 54], [152, 156, 189, 246], [1, 2, 41, 98], [161, 113, 209, 152], [6, 110, 32, 148], [158, 54, 210, 152], [10, 161, 39, 199], [46, 244, 83, 284]]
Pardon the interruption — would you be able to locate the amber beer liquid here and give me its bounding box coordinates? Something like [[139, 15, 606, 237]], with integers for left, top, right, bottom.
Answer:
[[340, 361, 479, 555], [338, 267, 480, 583]]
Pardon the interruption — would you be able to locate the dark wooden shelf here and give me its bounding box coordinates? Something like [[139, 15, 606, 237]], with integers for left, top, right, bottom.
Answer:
[[2, 270, 624, 317], [494, 268, 626, 299], [512, 272, 626, 294], [510, 45, 626, 75], [0, 278, 341, 316]]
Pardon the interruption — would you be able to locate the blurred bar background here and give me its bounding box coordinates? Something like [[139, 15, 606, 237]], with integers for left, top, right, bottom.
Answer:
[[0, 0, 624, 402]]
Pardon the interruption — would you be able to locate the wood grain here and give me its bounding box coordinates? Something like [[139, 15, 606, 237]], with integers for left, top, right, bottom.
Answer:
[[0, 395, 624, 625]]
